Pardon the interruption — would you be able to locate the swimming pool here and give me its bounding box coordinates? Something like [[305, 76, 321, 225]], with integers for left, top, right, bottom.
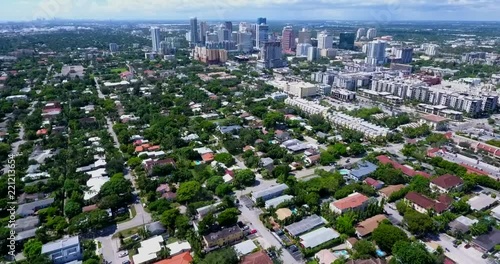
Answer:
[[333, 250, 349, 257], [339, 169, 350, 175], [376, 249, 386, 257]]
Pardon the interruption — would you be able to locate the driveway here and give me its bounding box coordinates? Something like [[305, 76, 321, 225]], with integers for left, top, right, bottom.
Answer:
[[429, 233, 488, 264]]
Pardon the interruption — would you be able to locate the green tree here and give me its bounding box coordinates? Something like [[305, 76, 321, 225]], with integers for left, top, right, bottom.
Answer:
[[23, 239, 43, 260], [391, 241, 436, 264], [64, 200, 82, 219], [215, 183, 232, 197], [217, 208, 239, 227], [336, 213, 355, 236], [263, 111, 285, 128], [372, 222, 409, 253], [349, 142, 366, 156], [206, 176, 224, 192], [403, 210, 434, 237], [160, 208, 181, 233], [214, 152, 236, 167], [320, 151, 336, 165], [176, 181, 202, 203], [233, 169, 255, 188], [353, 240, 376, 259], [200, 248, 238, 264]]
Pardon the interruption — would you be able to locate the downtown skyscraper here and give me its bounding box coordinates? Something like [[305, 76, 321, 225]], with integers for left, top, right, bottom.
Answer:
[[190, 17, 199, 45], [281, 26, 295, 52], [151, 27, 161, 52], [317, 31, 333, 49]]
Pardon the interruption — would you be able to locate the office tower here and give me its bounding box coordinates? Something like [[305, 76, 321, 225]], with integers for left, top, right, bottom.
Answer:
[[237, 31, 253, 53], [366, 28, 377, 40], [296, 43, 312, 57], [231, 31, 238, 42], [199, 21, 209, 44], [217, 24, 230, 42], [394, 47, 413, 64], [281, 26, 295, 51], [151, 27, 161, 52], [320, 48, 337, 58], [206, 32, 219, 43], [317, 31, 333, 49], [256, 23, 269, 49], [166, 37, 182, 48], [356, 28, 366, 41], [257, 17, 267, 25], [224, 21, 233, 32], [298, 28, 312, 44], [190, 17, 198, 44], [239, 22, 249, 32], [307, 46, 319, 61], [425, 44, 439, 56], [338, 32, 355, 50], [258, 41, 285, 69], [109, 43, 118, 53], [366, 40, 387, 65]]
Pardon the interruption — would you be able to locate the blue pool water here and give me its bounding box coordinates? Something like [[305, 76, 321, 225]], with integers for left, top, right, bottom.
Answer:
[[339, 169, 350, 175], [376, 249, 386, 257], [194, 161, 202, 165], [333, 250, 349, 257]]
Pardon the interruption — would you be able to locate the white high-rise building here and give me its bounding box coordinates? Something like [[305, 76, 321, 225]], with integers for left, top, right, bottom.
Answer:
[[237, 32, 253, 53], [296, 43, 312, 57], [317, 31, 333, 50], [366, 40, 386, 65], [307, 46, 319, 62], [425, 44, 439, 56], [239, 22, 249, 32], [255, 23, 269, 49], [366, 28, 377, 40], [151, 27, 161, 52], [356, 28, 366, 41]]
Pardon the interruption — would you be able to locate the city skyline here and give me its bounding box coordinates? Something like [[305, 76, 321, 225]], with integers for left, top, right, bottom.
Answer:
[[1, 0, 500, 22]]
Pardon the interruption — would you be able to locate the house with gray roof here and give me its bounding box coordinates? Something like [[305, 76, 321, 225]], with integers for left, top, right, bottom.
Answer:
[[348, 161, 378, 181], [16, 198, 54, 217], [14, 216, 40, 232], [219, 125, 242, 134], [252, 184, 288, 202], [145, 221, 167, 236], [284, 214, 326, 237], [41, 236, 82, 264], [472, 229, 500, 253]]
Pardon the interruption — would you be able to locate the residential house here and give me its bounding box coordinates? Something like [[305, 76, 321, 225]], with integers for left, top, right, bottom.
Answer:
[[17, 198, 55, 217], [377, 155, 431, 178], [430, 174, 463, 193], [304, 154, 321, 166], [491, 204, 500, 220], [285, 215, 326, 237], [233, 240, 258, 256], [260, 157, 275, 171], [404, 192, 452, 214], [144, 158, 176, 175], [218, 125, 242, 134], [203, 226, 244, 248], [378, 184, 405, 199], [329, 192, 369, 214], [196, 202, 222, 219], [14, 216, 40, 232], [251, 184, 288, 202], [346, 259, 387, 264], [355, 214, 387, 238], [348, 161, 378, 181], [315, 249, 338, 264], [448, 216, 478, 235], [241, 251, 273, 264], [299, 227, 340, 248], [346, 237, 358, 249], [153, 252, 193, 264], [146, 221, 167, 236], [275, 130, 291, 142], [467, 193, 497, 211], [132, 235, 164, 264], [364, 177, 384, 190], [275, 208, 293, 221], [472, 229, 500, 253], [41, 236, 82, 264]]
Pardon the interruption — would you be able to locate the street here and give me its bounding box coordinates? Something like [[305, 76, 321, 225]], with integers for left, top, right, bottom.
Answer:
[[429, 233, 487, 264]]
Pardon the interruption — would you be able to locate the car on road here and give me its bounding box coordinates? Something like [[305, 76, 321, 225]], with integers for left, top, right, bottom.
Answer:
[[122, 261, 131, 264], [250, 229, 257, 234], [130, 234, 140, 241], [289, 245, 299, 252], [118, 251, 128, 257]]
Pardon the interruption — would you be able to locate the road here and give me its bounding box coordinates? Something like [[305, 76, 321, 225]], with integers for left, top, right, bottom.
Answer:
[[429, 233, 487, 264], [3, 125, 25, 174]]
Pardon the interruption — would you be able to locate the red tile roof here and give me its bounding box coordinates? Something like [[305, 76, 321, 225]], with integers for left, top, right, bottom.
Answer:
[[154, 252, 192, 264], [241, 251, 273, 264], [477, 143, 500, 157], [364, 177, 382, 188], [431, 174, 463, 189], [421, 114, 447, 123], [201, 152, 215, 162], [36, 129, 48, 136], [405, 192, 452, 213], [377, 155, 431, 178], [148, 145, 161, 151], [331, 193, 369, 211], [460, 163, 490, 176], [135, 146, 144, 152], [82, 204, 98, 212]]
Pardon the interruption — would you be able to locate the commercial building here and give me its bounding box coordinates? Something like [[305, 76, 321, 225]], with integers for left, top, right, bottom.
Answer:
[[203, 226, 244, 248], [307, 46, 320, 62], [393, 47, 413, 64], [151, 27, 161, 52], [269, 80, 317, 98], [285, 214, 326, 237], [299, 227, 340, 248], [366, 40, 386, 65], [330, 193, 369, 214], [331, 89, 356, 102], [296, 43, 312, 57], [237, 31, 253, 53], [199, 21, 209, 44], [189, 17, 198, 45], [41, 236, 82, 264], [320, 48, 337, 58], [317, 31, 333, 50], [255, 23, 269, 48], [257, 41, 286, 69], [298, 28, 312, 44], [252, 184, 288, 202], [281, 26, 295, 52], [339, 32, 355, 50]]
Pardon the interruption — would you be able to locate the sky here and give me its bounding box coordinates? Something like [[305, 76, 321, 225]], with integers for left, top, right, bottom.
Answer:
[[1, 0, 499, 22]]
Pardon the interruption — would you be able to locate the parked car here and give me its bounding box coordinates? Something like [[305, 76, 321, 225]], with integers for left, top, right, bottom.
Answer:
[[122, 261, 131, 264], [250, 229, 257, 234], [118, 251, 128, 257], [289, 245, 299, 252]]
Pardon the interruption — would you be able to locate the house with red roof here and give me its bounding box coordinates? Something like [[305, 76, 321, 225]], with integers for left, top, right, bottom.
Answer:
[[144, 159, 176, 175], [430, 174, 463, 193], [329, 192, 369, 214], [36, 129, 48, 136], [154, 252, 192, 264], [404, 191, 452, 215], [201, 152, 215, 163], [364, 177, 384, 190], [376, 155, 431, 178], [120, 71, 134, 81]]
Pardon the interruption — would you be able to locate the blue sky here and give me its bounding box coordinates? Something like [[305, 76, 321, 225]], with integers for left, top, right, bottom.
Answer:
[[1, 0, 499, 22]]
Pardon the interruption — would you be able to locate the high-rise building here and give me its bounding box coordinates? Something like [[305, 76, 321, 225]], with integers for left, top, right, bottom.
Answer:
[[356, 28, 366, 41], [296, 43, 312, 57], [109, 43, 119, 53], [425, 44, 439, 56], [190, 17, 198, 45], [193, 46, 228, 64], [317, 31, 333, 50], [206, 32, 219, 43], [298, 28, 312, 44], [256, 24, 269, 49], [394, 47, 413, 64], [237, 31, 253, 53], [224, 21, 233, 32], [257, 17, 267, 25], [307, 46, 319, 62], [231, 31, 238, 42], [366, 40, 386, 65], [239, 22, 249, 32], [199, 21, 209, 44], [338, 32, 355, 50], [217, 24, 230, 42], [366, 28, 377, 40], [258, 41, 285, 69], [151, 27, 161, 52], [281, 26, 295, 52]]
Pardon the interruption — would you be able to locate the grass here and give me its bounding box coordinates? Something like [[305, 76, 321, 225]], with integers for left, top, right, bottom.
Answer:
[[110, 67, 128, 74], [112, 226, 143, 239], [130, 205, 137, 218]]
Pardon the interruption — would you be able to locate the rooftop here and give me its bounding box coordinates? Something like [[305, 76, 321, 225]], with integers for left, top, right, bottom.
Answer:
[[355, 214, 387, 237], [473, 229, 500, 252], [299, 227, 340, 248], [378, 184, 405, 197], [431, 174, 463, 189], [240, 251, 273, 264], [331, 192, 369, 211], [203, 226, 242, 244], [468, 194, 497, 211], [153, 252, 193, 264], [41, 236, 80, 253], [285, 214, 326, 237]]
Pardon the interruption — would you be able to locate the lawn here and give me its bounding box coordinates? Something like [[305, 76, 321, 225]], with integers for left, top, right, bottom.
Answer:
[[110, 67, 127, 74], [112, 225, 144, 239]]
